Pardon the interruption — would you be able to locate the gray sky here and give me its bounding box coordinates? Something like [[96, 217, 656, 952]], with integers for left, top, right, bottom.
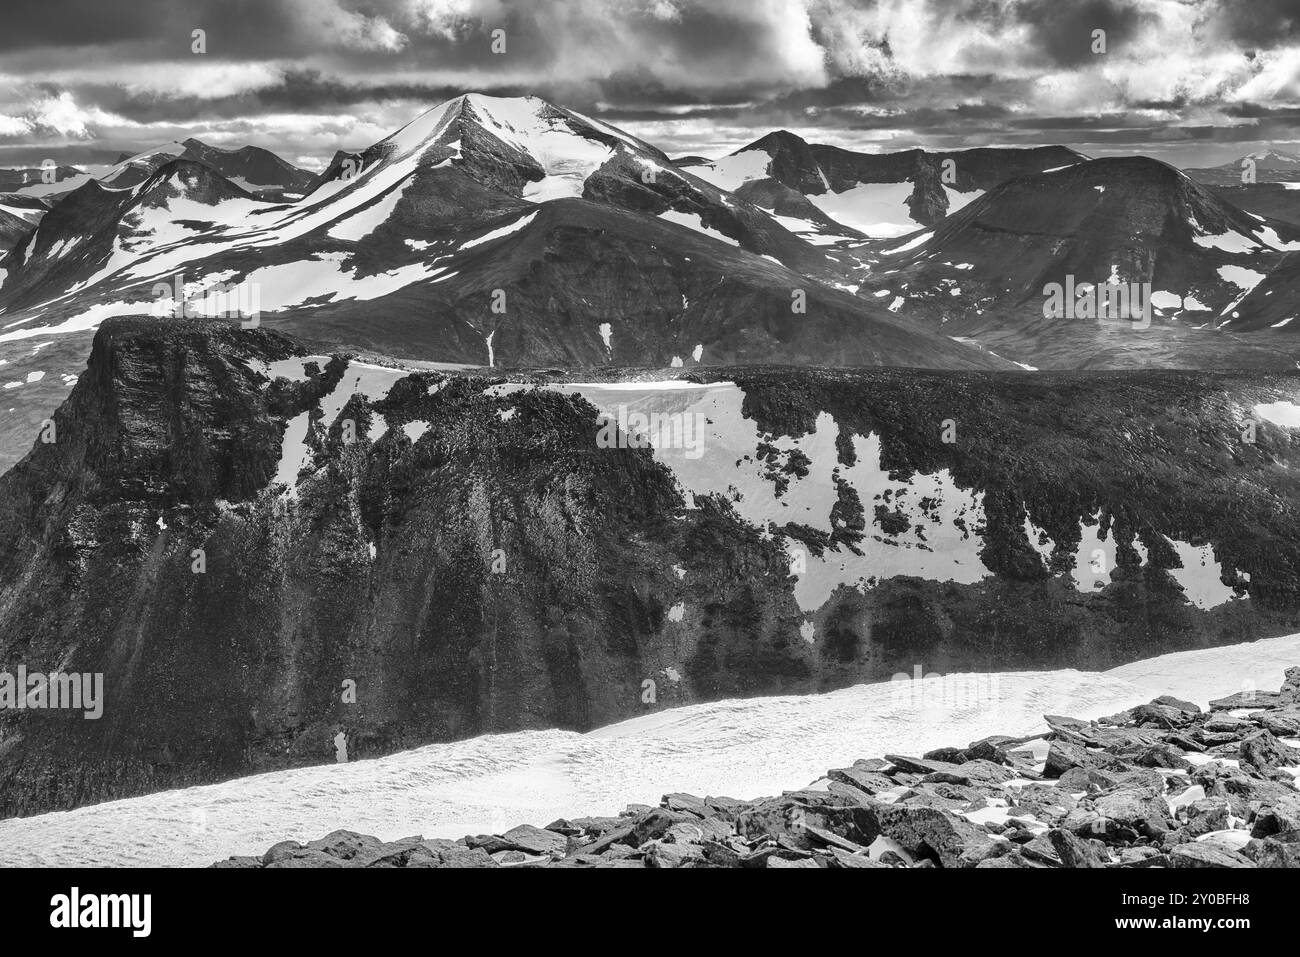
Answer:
[[1, 0, 1298, 171]]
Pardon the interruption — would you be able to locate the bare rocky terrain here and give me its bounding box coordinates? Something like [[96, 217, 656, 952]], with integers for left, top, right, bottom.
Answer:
[[215, 667, 1300, 868]]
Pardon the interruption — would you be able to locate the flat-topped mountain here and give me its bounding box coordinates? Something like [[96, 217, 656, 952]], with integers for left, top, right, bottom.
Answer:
[[1, 316, 1298, 817]]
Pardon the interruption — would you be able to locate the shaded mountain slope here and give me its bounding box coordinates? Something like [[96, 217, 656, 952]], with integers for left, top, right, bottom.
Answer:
[[0, 194, 48, 258], [267, 197, 1006, 370], [689, 131, 1084, 234], [1185, 150, 1300, 187], [99, 138, 314, 199], [0, 160, 264, 309], [1, 318, 1300, 816], [857, 156, 1300, 368]]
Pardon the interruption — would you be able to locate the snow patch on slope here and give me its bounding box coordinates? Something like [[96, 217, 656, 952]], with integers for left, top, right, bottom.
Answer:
[[807, 182, 916, 238]]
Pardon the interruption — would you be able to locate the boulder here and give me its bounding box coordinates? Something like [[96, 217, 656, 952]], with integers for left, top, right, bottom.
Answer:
[[704, 796, 749, 819], [1247, 838, 1300, 868], [1044, 739, 1091, 777], [645, 840, 709, 868], [265, 850, 350, 868], [738, 845, 814, 868], [1195, 766, 1300, 818], [1204, 711, 1253, 733], [1239, 729, 1300, 774], [406, 839, 497, 868], [358, 838, 434, 868], [1091, 787, 1174, 840], [661, 818, 735, 845], [1152, 695, 1202, 714], [1132, 743, 1192, 770], [1011, 784, 1077, 826], [1163, 732, 1205, 753], [1056, 765, 1118, 793], [1256, 710, 1300, 737], [303, 830, 384, 861], [884, 754, 965, 776], [1209, 691, 1281, 710], [923, 747, 969, 764], [735, 791, 878, 849], [954, 759, 1019, 785], [828, 760, 899, 795], [1169, 842, 1255, 868], [867, 803, 999, 868], [1047, 828, 1109, 867], [1181, 798, 1231, 837], [1114, 846, 1167, 868], [896, 788, 978, 812], [499, 824, 568, 858], [1249, 806, 1300, 842], [543, 819, 582, 836], [630, 808, 696, 845], [1281, 667, 1300, 707], [491, 850, 549, 866], [662, 793, 709, 816], [572, 823, 637, 856], [828, 847, 890, 868], [261, 840, 305, 866], [1018, 833, 1064, 867], [1132, 702, 1196, 729], [965, 739, 1011, 764]]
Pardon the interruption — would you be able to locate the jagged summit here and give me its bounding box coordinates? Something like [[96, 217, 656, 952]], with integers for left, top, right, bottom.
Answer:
[[845, 154, 1300, 370], [688, 127, 1087, 235], [1234, 149, 1300, 170], [308, 92, 672, 206], [3, 87, 1300, 461], [95, 137, 313, 199]]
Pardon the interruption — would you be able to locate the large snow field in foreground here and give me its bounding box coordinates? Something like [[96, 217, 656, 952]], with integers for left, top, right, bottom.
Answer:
[[1, 633, 1297, 867]]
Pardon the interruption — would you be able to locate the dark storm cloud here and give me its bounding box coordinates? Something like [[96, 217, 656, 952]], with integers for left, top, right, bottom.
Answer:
[[0, 0, 399, 58], [1018, 0, 1153, 66], [0, 0, 1298, 169], [0, 0, 177, 52], [1208, 0, 1300, 49]]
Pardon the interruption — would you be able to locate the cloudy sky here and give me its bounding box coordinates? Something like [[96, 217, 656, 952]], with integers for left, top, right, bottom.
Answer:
[[1, 0, 1297, 172]]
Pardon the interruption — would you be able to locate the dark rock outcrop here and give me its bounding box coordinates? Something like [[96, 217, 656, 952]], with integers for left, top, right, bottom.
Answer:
[[3, 319, 1300, 817]]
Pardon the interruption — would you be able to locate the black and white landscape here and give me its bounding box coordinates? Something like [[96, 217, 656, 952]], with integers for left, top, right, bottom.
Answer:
[[1, 0, 1299, 884]]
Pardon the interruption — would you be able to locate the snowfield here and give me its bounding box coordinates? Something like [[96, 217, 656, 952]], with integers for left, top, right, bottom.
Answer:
[[0, 632, 1296, 867], [520, 381, 1243, 615], [807, 181, 915, 238]]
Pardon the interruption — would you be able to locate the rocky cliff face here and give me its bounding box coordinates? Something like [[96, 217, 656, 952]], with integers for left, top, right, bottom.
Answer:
[[1, 317, 1299, 818], [0, 317, 803, 817], [726, 134, 1083, 227]]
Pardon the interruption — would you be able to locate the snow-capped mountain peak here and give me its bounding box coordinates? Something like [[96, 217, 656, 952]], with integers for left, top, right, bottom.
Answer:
[[1242, 148, 1300, 168], [365, 92, 667, 202], [99, 142, 187, 187]]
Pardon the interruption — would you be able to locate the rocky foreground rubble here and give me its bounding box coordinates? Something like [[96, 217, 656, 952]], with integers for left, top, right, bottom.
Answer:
[[215, 669, 1300, 869]]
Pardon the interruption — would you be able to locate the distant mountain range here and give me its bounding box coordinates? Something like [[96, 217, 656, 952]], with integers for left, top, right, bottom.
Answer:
[[0, 95, 1012, 372], [4, 95, 1300, 822], [1183, 149, 1300, 187], [850, 155, 1300, 369], [95, 137, 316, 200], [4, 95, 1300, 475], [685, 130, 1084, 236]]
